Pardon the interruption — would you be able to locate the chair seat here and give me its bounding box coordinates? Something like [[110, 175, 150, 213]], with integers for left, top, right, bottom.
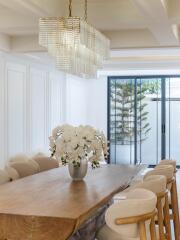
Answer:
[[96, 224, 159, 240]]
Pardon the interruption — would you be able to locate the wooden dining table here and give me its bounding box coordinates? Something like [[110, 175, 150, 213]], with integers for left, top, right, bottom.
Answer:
[[0, 164, 145, 240]]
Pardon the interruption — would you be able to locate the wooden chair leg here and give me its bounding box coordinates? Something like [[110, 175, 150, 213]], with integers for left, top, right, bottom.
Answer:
[[150, 216, 157, 240], [157, 198, 166, 240], [139, 221, 147, 240], [171, 180, 180, 240], [163, 193, 172, 240]]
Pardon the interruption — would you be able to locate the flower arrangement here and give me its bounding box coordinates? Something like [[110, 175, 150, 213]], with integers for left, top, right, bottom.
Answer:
[[49, 124, 108, 168]]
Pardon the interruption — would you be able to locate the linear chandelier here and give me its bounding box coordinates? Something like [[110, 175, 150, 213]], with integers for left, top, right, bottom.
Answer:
[[39, 0, 110, 78]]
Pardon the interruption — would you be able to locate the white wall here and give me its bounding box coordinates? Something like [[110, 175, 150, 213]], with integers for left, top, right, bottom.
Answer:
[[65, 75, 108, 135], [87, 76, 107, 135], [66, 74, 89, 126], [0, 52, 66, 168]]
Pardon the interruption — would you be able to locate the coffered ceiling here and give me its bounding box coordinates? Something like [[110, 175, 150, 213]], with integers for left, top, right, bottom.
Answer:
[[1, 0, 180, 68]]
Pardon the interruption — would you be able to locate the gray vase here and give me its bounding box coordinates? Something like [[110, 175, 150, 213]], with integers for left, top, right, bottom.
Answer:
[[68, 159, 88, 181]]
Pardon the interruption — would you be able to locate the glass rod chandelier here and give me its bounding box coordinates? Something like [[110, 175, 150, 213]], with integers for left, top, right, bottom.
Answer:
[[39, 0, 110, 78]]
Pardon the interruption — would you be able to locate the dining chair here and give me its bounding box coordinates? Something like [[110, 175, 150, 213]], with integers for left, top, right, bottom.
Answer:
[[9, 161, 39, 178], [144, 165, 179, 240], [96, 188, 157, 240], [33, 156, 59, 172], [155, 163, 180, 240], [116, 174, 171, 240]]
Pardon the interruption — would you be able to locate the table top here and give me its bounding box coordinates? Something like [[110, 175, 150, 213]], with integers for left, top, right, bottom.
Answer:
[[0, 164, 144, 240]]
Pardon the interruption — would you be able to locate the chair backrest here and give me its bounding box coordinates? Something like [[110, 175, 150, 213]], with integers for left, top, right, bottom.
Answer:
[[138, 175, 167, 194], [159, 159, 176, 173], [144, 165, 174, 182], [33, 156, 59, 172], [105, 188, 157, 239], [0, 169, 11, 185], [5, 166, 20, 181], [9, 161, 39, 178], [8, 154, 30, 163]]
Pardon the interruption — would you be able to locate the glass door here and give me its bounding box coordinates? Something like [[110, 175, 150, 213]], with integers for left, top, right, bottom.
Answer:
[[165, 77, 180, 165], [108, 76, 180, 166], [108, 78, 135, 164], [136, 78, 162, 165]]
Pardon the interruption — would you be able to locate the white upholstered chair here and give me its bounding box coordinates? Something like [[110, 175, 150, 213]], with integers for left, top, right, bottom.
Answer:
[[8, 161, 39, 178], [114, 175, 171, 240], [32, 155, 59, 172], [156, 160, 180, 240], [96, 188, 157, 240]]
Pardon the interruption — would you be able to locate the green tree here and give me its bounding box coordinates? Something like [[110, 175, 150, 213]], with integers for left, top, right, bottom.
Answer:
[[110, 81, 152, 145]]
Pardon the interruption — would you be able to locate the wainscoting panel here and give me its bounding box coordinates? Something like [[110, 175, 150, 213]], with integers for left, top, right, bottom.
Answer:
[[0, 58, 5, 168], [6, 62, 26, 159], [29, 68, 47, 153], [49, 72, 64, 132]]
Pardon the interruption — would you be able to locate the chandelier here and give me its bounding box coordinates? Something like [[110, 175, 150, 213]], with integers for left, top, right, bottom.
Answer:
[[39, 0, 110, 78]]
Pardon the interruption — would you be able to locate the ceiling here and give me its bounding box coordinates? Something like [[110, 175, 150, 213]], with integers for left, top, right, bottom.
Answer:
[[1, 0, 180, 69]]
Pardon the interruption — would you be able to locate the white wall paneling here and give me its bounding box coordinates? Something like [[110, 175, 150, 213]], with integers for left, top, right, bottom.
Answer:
[[0, 52, 66, 167], [29, 67, 47, 153], [0, 57, 5, 168], [5, 62, 27, 161], [49, 71, 66, 131]]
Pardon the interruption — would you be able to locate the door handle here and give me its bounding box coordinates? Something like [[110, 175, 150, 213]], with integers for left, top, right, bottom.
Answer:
[[162, 124, 166, 134]]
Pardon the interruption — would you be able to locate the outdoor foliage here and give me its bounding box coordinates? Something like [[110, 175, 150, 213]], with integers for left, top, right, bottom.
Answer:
[[110, 79, 160, 145]]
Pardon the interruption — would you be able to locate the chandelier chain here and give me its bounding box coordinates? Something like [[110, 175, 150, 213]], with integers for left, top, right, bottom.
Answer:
[[84, 0, 87, 21], [69, 0, 72, 17]]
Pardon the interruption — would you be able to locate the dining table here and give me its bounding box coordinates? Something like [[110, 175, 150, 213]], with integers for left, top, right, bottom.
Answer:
[[0, 164, 145, 240]]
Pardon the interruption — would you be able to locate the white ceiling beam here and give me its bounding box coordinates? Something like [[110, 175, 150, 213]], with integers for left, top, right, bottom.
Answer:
[[132, 0, 179, 45], [104, 29, 158, 49], [111, 47, 180, 58], [0, 33, 11, 52]]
